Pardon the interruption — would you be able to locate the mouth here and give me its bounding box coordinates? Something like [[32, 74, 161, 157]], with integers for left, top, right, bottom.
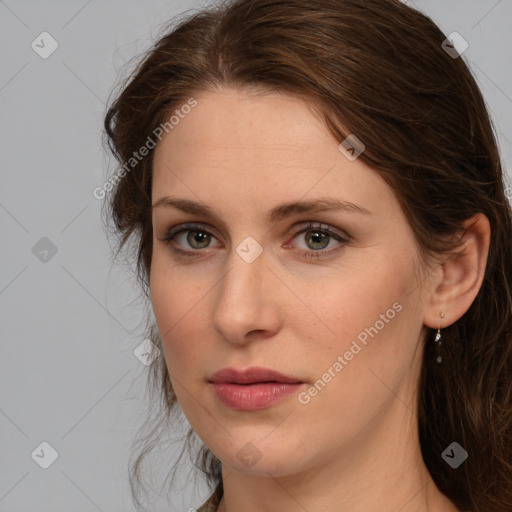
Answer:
[[208, 366, 305, 411]]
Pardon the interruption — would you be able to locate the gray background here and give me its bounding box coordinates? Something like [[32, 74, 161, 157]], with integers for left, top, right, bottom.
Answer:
[[1, 1, 511, 511]]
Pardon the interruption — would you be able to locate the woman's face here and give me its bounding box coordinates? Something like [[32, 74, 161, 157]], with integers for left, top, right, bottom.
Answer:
[[150, 87, 434, 476]]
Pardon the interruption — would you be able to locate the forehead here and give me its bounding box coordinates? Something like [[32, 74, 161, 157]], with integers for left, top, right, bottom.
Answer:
[[151, 87, 398, 221], [155, 88, 330, 162]]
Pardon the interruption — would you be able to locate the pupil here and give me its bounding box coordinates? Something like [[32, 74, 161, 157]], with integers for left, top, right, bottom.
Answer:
[[308, 231, 328, 249], [189, 231, 209, 248]]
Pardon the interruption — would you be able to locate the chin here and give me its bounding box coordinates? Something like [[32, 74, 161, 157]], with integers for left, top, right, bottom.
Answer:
[[213, 436, 309, 477]]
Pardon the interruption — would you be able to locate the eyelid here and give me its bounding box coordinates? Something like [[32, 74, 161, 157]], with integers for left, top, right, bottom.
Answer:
[[287, 221, 349, 244], [162, 222, 221, 244]]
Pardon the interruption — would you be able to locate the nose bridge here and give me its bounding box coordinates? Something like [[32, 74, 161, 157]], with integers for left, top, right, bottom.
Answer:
[[217, 243, 265, 312], [212, 240, 277, 341]]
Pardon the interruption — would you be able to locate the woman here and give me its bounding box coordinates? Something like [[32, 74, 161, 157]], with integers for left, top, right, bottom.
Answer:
[[102, 0, 512, 511]]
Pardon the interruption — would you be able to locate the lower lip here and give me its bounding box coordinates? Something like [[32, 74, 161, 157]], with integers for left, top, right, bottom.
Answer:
[[210, 382, 305, 411]]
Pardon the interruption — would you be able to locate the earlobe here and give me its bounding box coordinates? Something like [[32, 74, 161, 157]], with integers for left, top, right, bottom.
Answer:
[[423, 212, 491, 329]]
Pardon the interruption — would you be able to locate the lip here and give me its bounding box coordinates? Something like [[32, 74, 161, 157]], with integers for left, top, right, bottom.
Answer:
[[209, 366, 305, 411], [210, 382, 305, 411], [209, 366, 303, 384]]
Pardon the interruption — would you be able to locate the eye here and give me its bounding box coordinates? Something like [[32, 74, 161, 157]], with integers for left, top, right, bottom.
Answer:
[[286, 222, 349, 260], [159, 223, 222, 255], [158, 221, 349, 260]]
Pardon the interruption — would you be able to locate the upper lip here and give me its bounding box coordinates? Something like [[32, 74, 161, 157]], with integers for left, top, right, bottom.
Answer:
[[209, 366, 303, 384]]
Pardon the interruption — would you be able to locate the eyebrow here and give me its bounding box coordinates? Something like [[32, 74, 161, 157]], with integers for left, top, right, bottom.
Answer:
[[152, 196, 372, 221]]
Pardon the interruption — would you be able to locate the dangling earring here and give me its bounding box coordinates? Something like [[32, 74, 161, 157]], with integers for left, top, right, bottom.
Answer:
[[435, 312, 446, 364], [434, 328, 443, 363]]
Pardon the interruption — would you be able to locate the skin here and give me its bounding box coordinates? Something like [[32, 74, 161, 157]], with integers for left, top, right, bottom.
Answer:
[[150, 86, 490, 512]]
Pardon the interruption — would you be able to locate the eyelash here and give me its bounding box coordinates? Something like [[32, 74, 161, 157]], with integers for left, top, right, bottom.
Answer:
[[158, 222, 350, 260]]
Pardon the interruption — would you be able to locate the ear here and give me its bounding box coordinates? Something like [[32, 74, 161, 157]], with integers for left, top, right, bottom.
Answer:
[[423, 212, 491, 329]]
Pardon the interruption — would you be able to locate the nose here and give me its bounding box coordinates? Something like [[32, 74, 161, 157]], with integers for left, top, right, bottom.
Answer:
[[211, 243, 281, 345]]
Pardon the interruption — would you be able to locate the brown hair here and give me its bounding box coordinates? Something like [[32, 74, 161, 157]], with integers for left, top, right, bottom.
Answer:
[[102, 0, 512, 511]]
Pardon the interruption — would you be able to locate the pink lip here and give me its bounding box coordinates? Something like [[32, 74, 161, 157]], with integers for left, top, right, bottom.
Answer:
[[209, 366, 305, 411], [209, 366, 302, 384]]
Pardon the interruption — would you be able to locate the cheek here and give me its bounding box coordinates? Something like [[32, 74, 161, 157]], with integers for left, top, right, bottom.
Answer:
[[149, 263, 210, 372], [305, 256, 409, 344], [149, 269, 215, 429], [300, 253, 419, 398]]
